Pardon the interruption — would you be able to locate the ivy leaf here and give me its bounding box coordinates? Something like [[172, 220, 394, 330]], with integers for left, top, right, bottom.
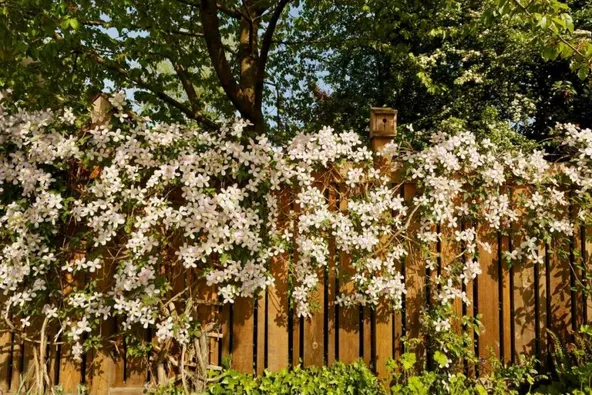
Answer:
[[401, 352, 417, 371]]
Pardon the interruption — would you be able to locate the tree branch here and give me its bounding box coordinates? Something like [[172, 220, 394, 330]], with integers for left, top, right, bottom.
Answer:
[[176, 0, 243, 19], [200, 0, 253, 119], [510, 0, 588, 61], [173, 63, 202, 116], [91, 53, 218, 130], [256, 0, 290, 107], [217, 2, 243, 19]]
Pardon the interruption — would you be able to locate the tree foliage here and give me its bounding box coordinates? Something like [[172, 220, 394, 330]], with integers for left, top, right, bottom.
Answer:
[[0, 0, 591, 140], [0, 0, 295, 133], [271, 0, 592, 140]]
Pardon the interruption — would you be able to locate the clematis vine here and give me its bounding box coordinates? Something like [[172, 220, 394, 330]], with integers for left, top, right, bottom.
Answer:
[[0, 91, 589, 381]]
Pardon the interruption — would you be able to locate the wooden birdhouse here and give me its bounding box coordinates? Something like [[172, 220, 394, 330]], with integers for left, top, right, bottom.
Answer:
[[91, 93, 112, 125], [370, 107, 397, 138]]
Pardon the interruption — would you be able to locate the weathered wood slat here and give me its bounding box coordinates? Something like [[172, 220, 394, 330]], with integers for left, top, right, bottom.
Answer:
[[219, 305, 231, 368], [291, 196, 302, 367], [402, 183, 423, 338], [362, 307, 372, 366], [500, 234, 512, 364], [512, 248, 536, 358], [586, 226, 592, 324], [256, 292, 266, 375], [477, 226, 500, 372], [88, 320, 117, 395], [0, 330, 10, 393], [303, 282, 325, 367], [510, 187, 536, 361], [573, 220, 585, 329], [232, 298, 255, 373], [266, 252, 290, 371], [58, 343, 83, 393], [537, 243, 549, 367], [263, 189, 291, 373], [337, 185, 359, 364], [548, 233, 573, 340], [374, 304, 393, 379], [326, 187, 338, 366]]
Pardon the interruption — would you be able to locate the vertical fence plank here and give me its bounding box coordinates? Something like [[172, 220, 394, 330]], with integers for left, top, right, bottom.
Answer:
[[337, 186, 359, 364], [362, 307, 372, 366], [291, 192, 302, 367], [537, 243, 549, 368], [88, 320, 117, 395], [465, 260, 477, 377], [232, 298, 255, 373], [124, 330, 148, 389], [256, 292, 266, 375], [573, 220, 585, 329], [89, 257, 119, 395], [548, 234, 572, 341], [303, 183, 326, 368], [22, 333, 39, 392], [392, 307, 404, 364], [0, 329, 10, 392], [510, 187, 537, 361], [266, 216, 290, 372], [196, 281, 220, 367], [586, 226, 592, 324], [59, 343, 83, 393], [500, 234, 512, 364], [403, 183, 424, 359], [112, 324, 125, 387], [374, 183, 400, 378], [477, 227, 500, 372], [219, 304, 231, 367], [303, 278, 325, 367], [440, 225, 462, 333], [60, 268, 86, 392], [48, 335, 59, 388], [512, 248, 536, 358], [326, 187, 337, 366], [374, 304, 393, 379], [9, 336, 23, 393]]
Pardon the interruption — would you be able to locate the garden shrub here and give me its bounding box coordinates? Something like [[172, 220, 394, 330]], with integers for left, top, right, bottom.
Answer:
[[205, 361, 383, 395]]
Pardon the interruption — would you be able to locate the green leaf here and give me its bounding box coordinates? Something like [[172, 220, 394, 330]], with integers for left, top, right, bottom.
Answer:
[[401, 352, 417, 371], [69, 18, 80, 31], [433, 351, 449, 368]]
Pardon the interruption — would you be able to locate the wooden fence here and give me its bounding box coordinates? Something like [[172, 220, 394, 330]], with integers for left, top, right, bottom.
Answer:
[[0, 110, 591, 394]]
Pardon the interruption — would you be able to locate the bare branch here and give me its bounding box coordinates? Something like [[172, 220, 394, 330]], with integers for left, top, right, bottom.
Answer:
[[91, 53, 218, 130]]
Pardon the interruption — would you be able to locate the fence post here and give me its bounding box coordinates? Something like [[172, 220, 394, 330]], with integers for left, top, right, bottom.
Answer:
[[368, 107, 399, 378], [87, 93, 119, 395]]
